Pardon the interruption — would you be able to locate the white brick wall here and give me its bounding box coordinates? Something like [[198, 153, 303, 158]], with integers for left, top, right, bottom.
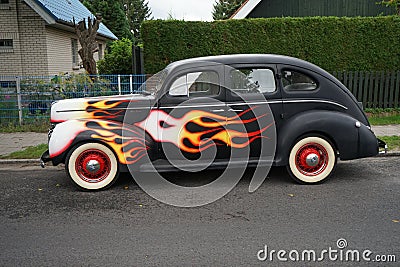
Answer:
[[17, 0, 48, 76], [0, 0, 23, 75]]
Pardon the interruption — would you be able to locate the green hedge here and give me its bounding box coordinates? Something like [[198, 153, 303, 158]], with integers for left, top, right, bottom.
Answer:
[[142, 16, 400, 74]]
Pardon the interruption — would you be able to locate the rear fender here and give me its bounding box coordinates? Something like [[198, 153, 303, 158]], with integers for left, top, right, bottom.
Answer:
[[274, 111, 375, 166]]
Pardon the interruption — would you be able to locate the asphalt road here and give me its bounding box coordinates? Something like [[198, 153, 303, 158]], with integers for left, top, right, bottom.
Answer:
[[0, 158, 399, 266]]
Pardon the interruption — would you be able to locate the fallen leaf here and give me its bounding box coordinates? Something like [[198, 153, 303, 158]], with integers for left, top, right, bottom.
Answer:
[[139, 204, 143, 207], [55, 184, 61, 187], [38, 188, 43, 191], [288, 194, 294, 197], [124, 186, 129, 190], [392, 220, 399, 223]]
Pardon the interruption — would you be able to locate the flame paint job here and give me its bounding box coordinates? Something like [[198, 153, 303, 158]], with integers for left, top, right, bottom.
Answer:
[[49, 96, 273, 165], [50, 96, 149, 123], [135, 108, 273, 154], [49, 119, 149, 165]]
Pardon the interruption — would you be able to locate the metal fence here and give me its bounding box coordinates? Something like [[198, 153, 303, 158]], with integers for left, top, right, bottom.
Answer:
[[0, 74, 147, 125], [0, 71, 399, 126]]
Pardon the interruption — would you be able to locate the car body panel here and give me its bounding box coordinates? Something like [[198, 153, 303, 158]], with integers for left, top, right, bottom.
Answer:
[[42, 54, 382, 172]]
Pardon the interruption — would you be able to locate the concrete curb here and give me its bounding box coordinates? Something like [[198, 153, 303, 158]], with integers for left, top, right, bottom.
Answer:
[[376, 152, 400, 157], [0, 159, 41, 165], [0, 152, 399, 166]]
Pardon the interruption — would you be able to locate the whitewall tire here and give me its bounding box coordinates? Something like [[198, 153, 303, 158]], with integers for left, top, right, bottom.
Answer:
[[287, 136, 337, 184], [66, 143, 119, 190]]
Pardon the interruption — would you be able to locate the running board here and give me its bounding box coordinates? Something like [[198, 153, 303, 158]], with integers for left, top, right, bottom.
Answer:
[[139, 158, 274, 172]]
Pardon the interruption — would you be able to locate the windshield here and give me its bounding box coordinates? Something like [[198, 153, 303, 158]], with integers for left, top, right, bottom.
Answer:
[[142, 68, 168, 95]]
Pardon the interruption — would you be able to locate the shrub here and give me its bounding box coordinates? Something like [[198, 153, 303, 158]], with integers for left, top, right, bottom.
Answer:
[[98, 38, 133, 74], [142, 16, 400, 74]]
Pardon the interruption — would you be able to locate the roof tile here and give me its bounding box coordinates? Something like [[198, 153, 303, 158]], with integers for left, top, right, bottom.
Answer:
[[36, 0, 117, 40]]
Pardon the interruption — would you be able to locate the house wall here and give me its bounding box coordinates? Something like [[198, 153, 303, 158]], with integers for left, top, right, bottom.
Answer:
[[46, 27, 83, 76], [16, 0, 48, 76], [0, 0, 23, 75], [46, 27, 107, 76], [248, 0, 394, 18]]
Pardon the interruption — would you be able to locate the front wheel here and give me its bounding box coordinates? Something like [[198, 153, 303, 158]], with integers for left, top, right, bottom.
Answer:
[[287, 136, 337, 184], [66, 143, 119, 190]]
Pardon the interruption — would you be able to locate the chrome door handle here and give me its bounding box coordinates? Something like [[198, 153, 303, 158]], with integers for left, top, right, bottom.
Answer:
[[228, 108, 243, 112], [211, 109, 225, 112]]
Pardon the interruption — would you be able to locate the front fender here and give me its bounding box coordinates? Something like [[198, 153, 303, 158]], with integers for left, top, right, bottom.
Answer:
[[49, 119, 151, 166], [274, 111, 378, 166]]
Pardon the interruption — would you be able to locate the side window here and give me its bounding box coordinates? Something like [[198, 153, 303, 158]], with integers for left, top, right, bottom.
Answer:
[[169, 71, 219, 97], [282, 70, 317, 91], [230, 68, 276, 94]]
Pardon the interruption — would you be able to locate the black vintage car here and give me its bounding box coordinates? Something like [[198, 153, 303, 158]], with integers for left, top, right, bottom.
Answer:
[[41, 54, 386, 190]]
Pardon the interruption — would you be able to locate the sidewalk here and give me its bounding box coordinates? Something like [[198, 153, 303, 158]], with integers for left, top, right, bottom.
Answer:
[[0, 132, 47, 156], [0, 125, 399, 157]]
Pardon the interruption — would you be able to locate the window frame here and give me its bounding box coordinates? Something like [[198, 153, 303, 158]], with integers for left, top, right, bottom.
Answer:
[[71, 38, 79, 67]]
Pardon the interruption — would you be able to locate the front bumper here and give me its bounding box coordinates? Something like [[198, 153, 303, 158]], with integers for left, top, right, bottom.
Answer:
[[40, 150, 51, 168], [377, 138, 387, 154]]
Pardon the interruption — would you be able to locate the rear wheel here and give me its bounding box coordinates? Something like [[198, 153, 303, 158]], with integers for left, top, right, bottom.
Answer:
[[66, 143, 119, 190], [287, 136, 336, 184]]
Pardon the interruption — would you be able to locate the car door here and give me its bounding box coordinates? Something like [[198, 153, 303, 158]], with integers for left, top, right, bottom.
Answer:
[[224, 64, 281, 161], [156, 64, 230, 165]]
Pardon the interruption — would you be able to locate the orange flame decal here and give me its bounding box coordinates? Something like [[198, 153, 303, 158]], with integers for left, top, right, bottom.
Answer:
[[85, 120, 148, 164], [85, 100, 131, 120], [136, 107, 273, 154]]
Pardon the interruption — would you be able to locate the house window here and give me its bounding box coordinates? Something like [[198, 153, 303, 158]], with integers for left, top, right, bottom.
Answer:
[[0, 0, 10, 4], [98, 43, 103, 60], [0, 39, 13, 51], [71, 38, 78, 66]]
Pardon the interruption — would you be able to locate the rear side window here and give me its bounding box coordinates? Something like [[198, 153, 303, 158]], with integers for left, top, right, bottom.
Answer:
[[169, 71, 220, 97], [230, 68, 276, 94], [282, 70, 317, 91]]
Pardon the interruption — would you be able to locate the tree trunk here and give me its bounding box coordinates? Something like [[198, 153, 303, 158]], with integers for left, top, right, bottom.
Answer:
[[74, 16, 101, 76]]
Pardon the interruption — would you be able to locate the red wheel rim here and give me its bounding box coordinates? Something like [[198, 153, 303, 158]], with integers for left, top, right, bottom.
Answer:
[[295, 142, 328, 176], [75, 149, 111, 183]]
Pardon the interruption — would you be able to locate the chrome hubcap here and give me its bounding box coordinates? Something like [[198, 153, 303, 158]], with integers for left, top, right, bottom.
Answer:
[[86, 160, 100, 173], [306, 153, 320, 167]]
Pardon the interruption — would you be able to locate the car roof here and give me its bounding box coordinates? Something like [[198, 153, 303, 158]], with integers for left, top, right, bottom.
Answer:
[[166, 54, 323, 73]]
